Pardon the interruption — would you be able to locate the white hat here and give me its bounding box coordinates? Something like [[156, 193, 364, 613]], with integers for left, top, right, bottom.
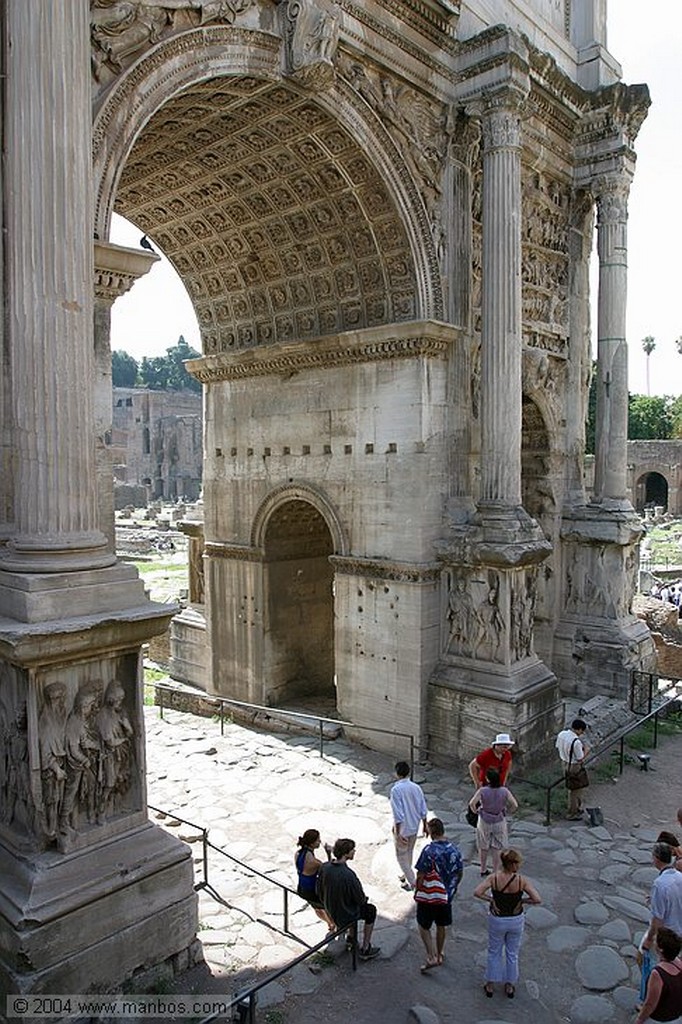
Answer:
[[493, 733, 514, 746]]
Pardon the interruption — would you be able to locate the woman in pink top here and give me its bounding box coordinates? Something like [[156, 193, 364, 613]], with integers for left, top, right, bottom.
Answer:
[[469, 768, 518, 876]]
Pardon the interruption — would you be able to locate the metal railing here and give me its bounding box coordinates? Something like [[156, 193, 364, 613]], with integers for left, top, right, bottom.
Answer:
[[148, 801, 359, 1023], [514, 688, 681, 825], [153, 681, 417, 776]]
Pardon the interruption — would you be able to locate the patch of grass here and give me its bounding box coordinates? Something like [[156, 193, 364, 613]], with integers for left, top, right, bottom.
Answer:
[[624, 714, 682, 751], [264, 1012, 285, 1024]]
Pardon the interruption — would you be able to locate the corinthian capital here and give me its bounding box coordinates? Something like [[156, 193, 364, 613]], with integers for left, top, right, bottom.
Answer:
[[477, 86, 527, 152], [592, 174, 631, 227]]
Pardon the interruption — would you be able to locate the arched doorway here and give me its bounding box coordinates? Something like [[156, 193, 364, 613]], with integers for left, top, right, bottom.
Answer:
[[639, 471, 668, 511], [262, 499, 335, 710]]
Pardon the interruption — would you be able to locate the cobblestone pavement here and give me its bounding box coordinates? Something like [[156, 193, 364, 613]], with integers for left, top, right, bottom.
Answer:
[[144, 704, 681, 1024]]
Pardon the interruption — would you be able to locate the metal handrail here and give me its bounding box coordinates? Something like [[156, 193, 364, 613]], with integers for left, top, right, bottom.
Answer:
[[148, 801, 360, 1023], [513, 689, 681, 825], [152, 680, 416, 776]]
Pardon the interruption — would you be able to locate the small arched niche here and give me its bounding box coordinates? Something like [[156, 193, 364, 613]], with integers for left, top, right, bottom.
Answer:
[[262, 499, 335, 712]]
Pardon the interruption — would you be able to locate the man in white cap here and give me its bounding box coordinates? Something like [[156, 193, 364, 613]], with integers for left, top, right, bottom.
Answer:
[[468, 734, 514, 788]]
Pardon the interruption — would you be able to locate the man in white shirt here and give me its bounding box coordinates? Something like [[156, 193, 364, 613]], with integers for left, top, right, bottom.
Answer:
[[390, 761, 428, 891], [555, 718, 589, 820]]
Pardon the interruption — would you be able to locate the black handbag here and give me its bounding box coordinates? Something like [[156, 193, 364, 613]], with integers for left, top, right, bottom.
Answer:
[[465, 805, 479, 827]]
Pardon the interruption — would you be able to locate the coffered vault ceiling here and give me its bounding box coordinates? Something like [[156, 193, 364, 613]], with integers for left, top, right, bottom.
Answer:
[[115, 76, 419, 356]]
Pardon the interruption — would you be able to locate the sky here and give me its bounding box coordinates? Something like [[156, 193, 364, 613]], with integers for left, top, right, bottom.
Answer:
[[110, 1, 682, 399]]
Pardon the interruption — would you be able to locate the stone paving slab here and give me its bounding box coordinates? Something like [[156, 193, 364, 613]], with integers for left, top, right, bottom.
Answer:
[[140, 706, 681, 1024]]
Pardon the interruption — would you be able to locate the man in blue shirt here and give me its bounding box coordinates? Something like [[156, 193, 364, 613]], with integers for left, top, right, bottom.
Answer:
[[642, 842, 682, 951], [414, 818, 463, 971], [390, 760, 428, 891]]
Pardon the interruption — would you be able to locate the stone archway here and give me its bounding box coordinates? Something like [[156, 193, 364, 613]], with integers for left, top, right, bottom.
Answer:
[[93, 33, 443, 336], [261, 498, 335, 709], [638, 471, 669, 511]]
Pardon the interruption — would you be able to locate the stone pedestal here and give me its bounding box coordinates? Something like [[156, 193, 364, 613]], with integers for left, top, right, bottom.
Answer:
[[0, 578, 199, 999], [554, 506, 657, 698], [428, 544, 561, 765]]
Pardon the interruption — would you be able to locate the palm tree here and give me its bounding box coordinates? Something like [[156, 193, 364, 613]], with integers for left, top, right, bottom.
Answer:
[[642, 335, 656, 395]]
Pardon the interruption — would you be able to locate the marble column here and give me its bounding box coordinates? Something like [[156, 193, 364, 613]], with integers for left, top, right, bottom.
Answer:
[[478, 90, 525, 516], [592, 174, 632, 509], [3, 1, 112, 572], [94, 242, 160, 551]]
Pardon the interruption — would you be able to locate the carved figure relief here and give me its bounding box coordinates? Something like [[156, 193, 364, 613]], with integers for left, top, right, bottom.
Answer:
[[60, 683, 102, 843], [30, 670, 137, 850], [284, 0, 340, 85], [1, 701, 32, 832], [38, 681, 68, 842], [510, 571, 537, 660], [475, 574, 505, 662], [96, 680, 134, 825], [91, 0, 256, 82], [446, 571, 482, 658], [339, 54, 448, 258]]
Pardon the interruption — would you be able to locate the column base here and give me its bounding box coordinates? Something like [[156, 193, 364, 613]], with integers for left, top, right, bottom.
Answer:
[[428, 654, 562, 766], [2, 531, 116, 573], [0, 823, 199, 997]]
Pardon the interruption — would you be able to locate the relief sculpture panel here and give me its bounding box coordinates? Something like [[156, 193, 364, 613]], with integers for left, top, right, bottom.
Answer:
[[0, 657, 141, 853]]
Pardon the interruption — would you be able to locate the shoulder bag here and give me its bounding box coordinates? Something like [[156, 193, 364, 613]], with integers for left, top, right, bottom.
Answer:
[[414, 859, 448, 905], [565, 737, 589, 791]]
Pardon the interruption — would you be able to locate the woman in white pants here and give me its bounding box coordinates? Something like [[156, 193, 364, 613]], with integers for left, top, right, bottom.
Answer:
[[473, 849, 542, 999]]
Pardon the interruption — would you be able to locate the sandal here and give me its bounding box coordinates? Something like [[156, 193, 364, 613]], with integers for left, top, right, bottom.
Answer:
[[420, 960, 438, 974], [484, 983, 493, 998], [505, 983, 515, 999]]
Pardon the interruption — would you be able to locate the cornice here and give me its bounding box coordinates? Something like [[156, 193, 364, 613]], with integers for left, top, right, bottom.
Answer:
[[330, 555, 441, 583], [187, 321, 458, 383], [93, 241, 160, 303], [205, 542, 263, 562]]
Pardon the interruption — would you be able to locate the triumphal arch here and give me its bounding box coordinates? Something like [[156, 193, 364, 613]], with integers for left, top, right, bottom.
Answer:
[[0, 0, 655, 999]]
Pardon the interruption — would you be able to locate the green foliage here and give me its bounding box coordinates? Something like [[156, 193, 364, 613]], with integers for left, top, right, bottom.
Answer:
[[112, 349, 139, 387], [628, 394, 674, 440], [139, 335, 201, 393], [671, 395, 682, 439]]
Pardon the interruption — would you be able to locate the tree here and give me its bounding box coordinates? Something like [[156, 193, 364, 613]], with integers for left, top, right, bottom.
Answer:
[[671, 395, 682, 439], [111, 349, 138, 387], [138, 355, 170, 390], [676, 336, 682, 356], [165, 335, 201, 393], [641, 335, 656, 396], [628, 394, 673, 440]]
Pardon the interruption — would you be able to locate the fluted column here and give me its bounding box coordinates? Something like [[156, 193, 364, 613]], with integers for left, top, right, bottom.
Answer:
[[478, 91, 525, 512], [592, 175, 632, 508], [3, 1, 113, 571]]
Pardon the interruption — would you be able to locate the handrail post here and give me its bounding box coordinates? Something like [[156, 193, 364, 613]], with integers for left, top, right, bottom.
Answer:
[[653, 710, 659, 748], [248, 992, 256, 1024], [619, 736, 624, 775], [203, 828, 209, 889], [159, 684, 164, 720], [220, 700, 224, 737], [409, 735, 415, 779], [319, 718, 324, 758], [545, 785, 551, 827], [284, 887, 289, 934]]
